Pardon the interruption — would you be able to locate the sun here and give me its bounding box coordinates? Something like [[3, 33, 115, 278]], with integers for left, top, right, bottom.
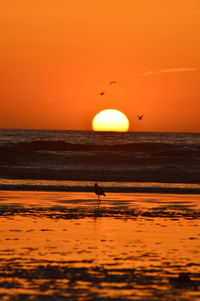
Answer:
[[92, 109, 129, 132]]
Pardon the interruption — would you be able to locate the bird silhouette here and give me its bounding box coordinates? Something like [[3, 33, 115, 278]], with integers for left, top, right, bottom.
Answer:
[[109, 80, 117, 85], [137, 115, 144, 120], [94, 183, 105, 207], [99, 91, 105, 96]]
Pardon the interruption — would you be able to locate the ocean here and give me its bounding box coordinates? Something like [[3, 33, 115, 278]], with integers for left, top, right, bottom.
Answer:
[[0, 129, 200, 193]]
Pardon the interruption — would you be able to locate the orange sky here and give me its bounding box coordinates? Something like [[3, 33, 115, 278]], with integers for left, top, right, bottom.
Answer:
[[0, 0, 200, 132]]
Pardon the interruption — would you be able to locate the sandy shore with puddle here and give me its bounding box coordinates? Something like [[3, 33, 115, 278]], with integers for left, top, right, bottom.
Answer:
[[0, 191, 200, 300]]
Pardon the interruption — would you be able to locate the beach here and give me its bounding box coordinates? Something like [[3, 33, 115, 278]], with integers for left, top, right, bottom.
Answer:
[[0, 129, 200, 300], [0, 191, 200, 300], [1, 0, 200, 298]]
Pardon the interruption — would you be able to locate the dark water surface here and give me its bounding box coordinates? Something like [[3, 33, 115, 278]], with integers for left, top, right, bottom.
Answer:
[[0, 129, 200, 184]]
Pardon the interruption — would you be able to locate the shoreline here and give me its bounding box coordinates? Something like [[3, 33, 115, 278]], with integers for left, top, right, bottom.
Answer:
[[0, 178, 200, 194], [0, 184, 200, 194]]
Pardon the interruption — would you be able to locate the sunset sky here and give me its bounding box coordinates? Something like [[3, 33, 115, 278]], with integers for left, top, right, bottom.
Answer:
[[0, 0, 200, 132]]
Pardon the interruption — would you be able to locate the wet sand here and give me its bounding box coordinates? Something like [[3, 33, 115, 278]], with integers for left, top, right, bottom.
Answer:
[[0, 191, 200, 300]]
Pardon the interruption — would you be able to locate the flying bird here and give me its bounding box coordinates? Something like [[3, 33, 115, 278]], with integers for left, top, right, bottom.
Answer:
[[94, 183, 105, 207], [109, 80, 117, 85], [99, 91, 105, 96], [137, 115, 144, 120]]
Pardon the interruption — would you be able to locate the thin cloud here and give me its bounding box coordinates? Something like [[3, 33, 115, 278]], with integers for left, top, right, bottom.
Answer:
[[141, 67, 197, 76], [158, 67, 197, 74], [141, 71, 155, 77]]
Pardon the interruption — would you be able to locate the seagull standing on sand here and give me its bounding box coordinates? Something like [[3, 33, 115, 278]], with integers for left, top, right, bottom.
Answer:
[[94, 183, 105, 207]]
